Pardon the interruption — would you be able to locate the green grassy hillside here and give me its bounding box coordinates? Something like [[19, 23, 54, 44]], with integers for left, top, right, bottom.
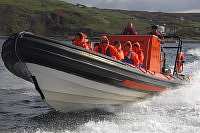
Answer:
[[0, 0, 200, 39]]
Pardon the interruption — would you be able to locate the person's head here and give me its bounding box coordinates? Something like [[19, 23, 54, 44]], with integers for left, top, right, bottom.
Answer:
[[124, 41, 132, 51], [151, 25, 158, 32], [100, 36, 109, 45], [127, 23, 133, 28], [75, 32, 84, 40], [82, 33, 88, 38], [94, 42, 100, 48], [114, 40, 122, 50], [133, 42, 142, 52]]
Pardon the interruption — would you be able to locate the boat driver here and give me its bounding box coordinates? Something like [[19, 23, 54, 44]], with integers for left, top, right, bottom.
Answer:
[[149, 25, 164, 40]]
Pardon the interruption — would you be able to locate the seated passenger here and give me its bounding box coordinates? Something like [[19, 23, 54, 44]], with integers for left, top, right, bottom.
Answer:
[[133, 42, 144, 67], [122, 22, 138, 35], [94, 36, 118, 59], [113, 41, 124, 61], [149, 25, 164, 39], [72, 32, 91, 50], [83, 33, 92, 50], [93, 42, 100, 51], [122, 41, 139, 66], [123, 41, 134, 56]]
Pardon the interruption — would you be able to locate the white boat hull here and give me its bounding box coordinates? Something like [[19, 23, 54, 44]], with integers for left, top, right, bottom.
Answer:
[[26, 63, 149, 112]]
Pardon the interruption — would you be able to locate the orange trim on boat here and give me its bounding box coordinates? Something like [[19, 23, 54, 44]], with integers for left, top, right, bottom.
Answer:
[[122, 80, 166, 92]]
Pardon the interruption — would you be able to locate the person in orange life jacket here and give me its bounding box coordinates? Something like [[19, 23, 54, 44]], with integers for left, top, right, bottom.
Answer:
[[72, 32, 91, 50], [82, 33, 92, 50], [122, 41, 139, 66], [94, 36, 118, 59], [123, 41, 132, 57], [149, 25, 164, 40], [113, 41, 124, 61], [122, 22, 138, 35], [94, 36, 109, 53], [132, 42, 144, 67], [93, 42, 100, 51]]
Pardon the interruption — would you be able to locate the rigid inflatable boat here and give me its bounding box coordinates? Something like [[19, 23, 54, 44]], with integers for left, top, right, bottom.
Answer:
[[1, 32, 188, 112]]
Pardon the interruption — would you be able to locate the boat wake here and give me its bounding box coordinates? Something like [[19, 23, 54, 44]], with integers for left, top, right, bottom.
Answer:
[[32, 47, 200, 133]]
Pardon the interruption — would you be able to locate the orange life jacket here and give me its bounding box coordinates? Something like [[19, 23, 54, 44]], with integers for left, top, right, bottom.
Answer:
[[123, 51, 139, 66], [73, 38, 91, 50], [136, 50, 144, 65], [176, 52, 185, 73], [123, 50, 130, 57], [116, 50, 124, 61], [130, 52, 140, 66], [95, 44, 118, 59]]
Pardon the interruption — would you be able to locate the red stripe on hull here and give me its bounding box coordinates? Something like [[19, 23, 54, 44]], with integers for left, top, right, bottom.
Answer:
[[122, 80, 166, 92]]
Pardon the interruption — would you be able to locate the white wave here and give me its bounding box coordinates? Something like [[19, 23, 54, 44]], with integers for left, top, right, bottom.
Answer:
[[184, 48, 200, 74], [187, 48, 200, 58]]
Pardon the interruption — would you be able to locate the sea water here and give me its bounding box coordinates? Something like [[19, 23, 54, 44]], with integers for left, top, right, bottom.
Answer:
[[1, 39, 200, 133]]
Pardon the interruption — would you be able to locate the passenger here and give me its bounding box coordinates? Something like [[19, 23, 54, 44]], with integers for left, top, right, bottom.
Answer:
[[93, 42, 100, 51], [123, 41, 132, 57], [122, 41, 139, 66], [72, 32, 91, 50], [133, 42, 144, 67], [93, 42, 100, 52], [122, 22, 138, 35], [113, 41, 124, 61], [83, 33, 92, 50], [149, 25, 164, 39], [94, 36, 118, 59]]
